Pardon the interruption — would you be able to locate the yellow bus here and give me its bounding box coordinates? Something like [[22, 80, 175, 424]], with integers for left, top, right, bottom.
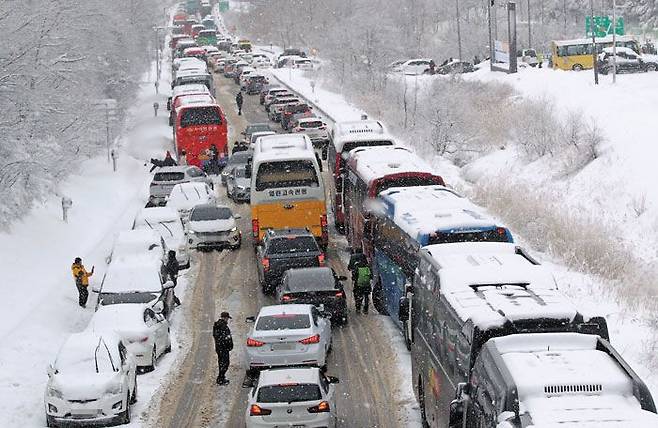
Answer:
[[249, 134, 328, 247], [551, 35, 640, 71]]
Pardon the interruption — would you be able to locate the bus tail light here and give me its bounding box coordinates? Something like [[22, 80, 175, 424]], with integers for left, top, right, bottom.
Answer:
[[318, 253, 325, 266], [262, 258, 270, 272], [252, 219, 259, 238], [320, 214, 327, 227]]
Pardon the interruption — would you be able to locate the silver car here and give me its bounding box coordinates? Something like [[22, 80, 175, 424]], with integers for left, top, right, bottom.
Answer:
[[220, 150, 252, 185], [291, 117, 329, 148], [149, 166, 212, 206], [226, 166, 251, 202], [186, 204, 242, 250], [245, 304, 332, 375]]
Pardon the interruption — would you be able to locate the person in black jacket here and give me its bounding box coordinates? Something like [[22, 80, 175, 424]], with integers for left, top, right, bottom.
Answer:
[[213, 312, 233, 385], [347, 248, 368, 283], [235, 92, 244, 116], [163, 250, 181, 306]]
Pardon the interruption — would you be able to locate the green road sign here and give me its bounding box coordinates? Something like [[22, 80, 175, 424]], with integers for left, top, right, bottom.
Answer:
[[586, 16, 624, 37], [219, 1, 229, 12]]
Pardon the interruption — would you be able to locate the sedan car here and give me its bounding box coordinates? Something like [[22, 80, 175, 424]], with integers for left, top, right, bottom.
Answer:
[[187, 204, 241, 250], [256, 228, 324, 293], [277, 268, 348, 325], [88, 304, 171, 372], [149, 165, 212, 205], [45, 332, 137, 427], [220, 150, 252, 185], [166, 182, 216, 220], [245, 304, 332, 374], [226, 165, 251, 202], [245, 367, 338, 428], [133, 206, 190, 269]]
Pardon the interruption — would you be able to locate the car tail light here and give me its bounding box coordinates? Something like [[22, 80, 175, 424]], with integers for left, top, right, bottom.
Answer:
[[246, 338, 265, 347], [250, 404, 272, 416], [308, 401, 331, 413], [335, 291, 344, 298], [252, 219, 259, 238], [496, 227, 507, 236], [318, 253, 325, 266], [128, 336, 149, 344], [320, 214, 327, 228], [281, 294, 295, 302], [262, 257, 270, 272], [299, 334, 320, 345]]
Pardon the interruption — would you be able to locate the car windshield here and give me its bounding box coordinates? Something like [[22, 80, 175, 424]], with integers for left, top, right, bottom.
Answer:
[[300, 121, 323, 129], [288, 270, 335, 292], [268, 236, 318, 254], [190, 206, 231, 221], [256, 314, 311, 330], [141, 219, 183, 238], [257, 384, 321, 403], [100, 292, 158, 305], [154, 172, 185, 182], [180, 106, 222, 128], [246, 124, 272, 134], [255, 160, 318, 191]]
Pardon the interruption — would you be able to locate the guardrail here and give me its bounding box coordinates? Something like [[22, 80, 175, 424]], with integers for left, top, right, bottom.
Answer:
[[266, 72, 337, 126]]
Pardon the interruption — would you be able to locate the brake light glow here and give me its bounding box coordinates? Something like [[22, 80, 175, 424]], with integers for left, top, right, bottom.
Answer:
[[262, 258, 270, 272], [250, 404, 272, 416], [246, 338, 265, 347], [335, 291, 344, 298], [496, 227, 507, 236], [299, 334, 320, 345], [308, 401, 331, 413], [281, 294, 294, 302], [318, 253, 325, 266], [129, 336, 149, 343], [320, 214, 327, 227], [252, 219, 259, 238]]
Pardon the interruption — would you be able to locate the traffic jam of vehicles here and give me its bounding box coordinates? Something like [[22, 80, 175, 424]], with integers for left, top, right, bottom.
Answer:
[[42, 1, 658, 428]]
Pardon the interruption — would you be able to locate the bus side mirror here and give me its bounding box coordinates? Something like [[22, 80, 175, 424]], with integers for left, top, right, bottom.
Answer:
[[449, 382, 469, 427]]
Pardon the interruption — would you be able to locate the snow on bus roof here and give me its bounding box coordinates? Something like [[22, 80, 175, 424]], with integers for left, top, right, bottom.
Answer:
[[255, 134, 313, 154], [348, 146, 434, 185], [177, 102, 220, 111], [424, 242, 576, 328], [377, 185, 503, 241], [331, 120, 394, 153], [491, 333, 657, 426], [553, 34, 636, 47]]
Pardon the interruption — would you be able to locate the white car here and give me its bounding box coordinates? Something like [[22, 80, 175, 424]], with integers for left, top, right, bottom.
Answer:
[[395, 58, 433, 75], [251, 53, 271, 68], [239, 66, 257, 86], [133, 206, 191, 269], [88, 304, 171, 371], [290, 117, 329, 147], [245, 367, 338, 428], [249, 131, 276, 150], [245, 304, 331, 374], [166, 182, 216, 220], [45, 332, 137, 427], [106, 229, 167, 267], [293, 58, 314, 70], [187, 204, 242, 250]]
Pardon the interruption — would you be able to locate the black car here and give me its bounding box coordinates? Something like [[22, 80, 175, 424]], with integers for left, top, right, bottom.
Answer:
[[256, 229, 324, 293], [277, 267, 348, 324], [436, 60, 474, 75], [598, 48, 655, 74]]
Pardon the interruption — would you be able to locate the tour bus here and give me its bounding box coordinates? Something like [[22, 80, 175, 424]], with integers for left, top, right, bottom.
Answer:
[[174, 102, 227, 167], [250, 134, 328, 247], [196, 29, 217, 47], [343, 146, 445, 252], [551, 34, 640, 71], [327, 120, 395, 232], [406, 242, 609, 427], [171, 94, 216, 128], [365, 185, 513, 340]]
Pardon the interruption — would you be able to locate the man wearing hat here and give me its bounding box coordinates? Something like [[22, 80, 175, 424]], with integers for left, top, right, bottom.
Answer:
[[212, 311, 233, 385]]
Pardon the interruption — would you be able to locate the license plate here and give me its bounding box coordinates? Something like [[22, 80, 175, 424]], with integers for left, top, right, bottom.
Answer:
[[271, 342, 295, 351], [72, 409, 98, 417]]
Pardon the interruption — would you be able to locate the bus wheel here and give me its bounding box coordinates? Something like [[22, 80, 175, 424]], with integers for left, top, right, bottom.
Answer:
[[418, 377, 429, 428], [372, 281, 388, 315], [572, 64, 583, 71], [403, 318, 412, 351]]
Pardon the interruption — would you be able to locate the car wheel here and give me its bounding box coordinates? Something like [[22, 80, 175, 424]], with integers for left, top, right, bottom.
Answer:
[[647, 64, 657, 72], [46, 415, 56, 428], [146, 346, 157, 372], [572, 64, 583, 71], [165, 341, 172, 354]]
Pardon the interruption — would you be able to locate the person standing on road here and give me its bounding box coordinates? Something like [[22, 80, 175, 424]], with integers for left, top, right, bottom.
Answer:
[[347, 249, 371, 314], [179, 149, 188, 165], [71, 257, 94, 308], [213, 312, 233, 385], [235, 91, 244, 116], [163, 250, 182, 306]]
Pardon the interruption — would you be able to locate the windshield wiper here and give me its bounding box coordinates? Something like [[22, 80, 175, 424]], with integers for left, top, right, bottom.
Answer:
[[144, 219, 154, 229], [469, 283, 530, 290], [159, 221, 174, 237]]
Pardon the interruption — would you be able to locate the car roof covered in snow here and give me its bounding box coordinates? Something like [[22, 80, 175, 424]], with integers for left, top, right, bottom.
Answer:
[[258, 367, 321, 387], [347, 146, 435, 186], [88, 303, 149, 333], [375, 185, 509, 245], [172, 83, 210, 97], [176, 94, 215, 107], [54, 331, 122, 373], [423, 242, 577, 329], [258, 304, 314, 317], [135, 206, 180, 224], [101, 258, 163, 293], [490, 333, 658, 426]]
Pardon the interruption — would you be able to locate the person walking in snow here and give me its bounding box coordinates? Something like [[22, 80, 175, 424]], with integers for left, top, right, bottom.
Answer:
[[213, 312, 233, 385], [163, 250, 182, 306], [235, 92, 244, 116], [71, 257, 94, 308], [347, 249, 371, 314]]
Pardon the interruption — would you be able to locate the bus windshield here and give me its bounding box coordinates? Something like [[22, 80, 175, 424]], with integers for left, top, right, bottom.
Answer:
[[255, 160, 318, 191], [180, 107, 222, 128], [427, 229, 510, 245], [374, 175, 440, 195]]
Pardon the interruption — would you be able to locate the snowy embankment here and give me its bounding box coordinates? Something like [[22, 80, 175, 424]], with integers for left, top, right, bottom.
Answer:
[[0, 60, 184, 427], [270, 65, 658, 406]]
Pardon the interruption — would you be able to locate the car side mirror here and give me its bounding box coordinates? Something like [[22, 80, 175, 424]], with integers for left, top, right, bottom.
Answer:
[[327, 375, 339, 384], [318, 304, 326, 314], [163, 280, 176, 290], [234, 214, 242, 219], [245, 316, 256, 323]]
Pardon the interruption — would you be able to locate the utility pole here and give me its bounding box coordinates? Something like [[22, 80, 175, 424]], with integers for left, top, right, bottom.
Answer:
[[612, 0, 617, 83], [563, 0, 567, 35], [527, 0, 532, 48], [508, 2, 518, 73], [590, 0, 599, 85], [456, 0, 463, 60], [488, 0, 495, 70]]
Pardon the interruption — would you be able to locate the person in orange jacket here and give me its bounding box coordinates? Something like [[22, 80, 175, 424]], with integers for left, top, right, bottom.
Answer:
[[71, 257, 94, 308]]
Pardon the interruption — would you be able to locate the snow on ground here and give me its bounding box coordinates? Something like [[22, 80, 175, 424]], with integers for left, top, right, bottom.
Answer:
[[273, 66, 658, 405], [0, 59, 181, 427]]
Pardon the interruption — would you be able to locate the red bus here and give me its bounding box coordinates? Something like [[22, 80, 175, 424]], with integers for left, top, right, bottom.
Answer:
[[343, 146, 445, 256], [174, 102, 228, 167], [327, 120, 395, 233]]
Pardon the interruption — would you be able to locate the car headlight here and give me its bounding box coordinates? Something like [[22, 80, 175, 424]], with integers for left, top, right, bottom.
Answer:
[[106, 381, 123, 395], [237, 185, 245, 191], [47, 385, 63, 400]]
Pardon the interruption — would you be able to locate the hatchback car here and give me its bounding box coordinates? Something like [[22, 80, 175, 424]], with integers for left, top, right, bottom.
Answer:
[[256, 229, 325, 293], [88, 304, 171, 372], [226, 165, 251, 202], [187, 204, 242, 250], [149, 165, 212, 206], [220, 150, 253, 185], [166, 182, 216, 220], [277, 267, 348, 325], [291, 117, 329, 148], [268, 98, 300, 122], [133, 206, 190, 269], [245, 304, 332, 374], [45, 332, 137, 427], [245, 367, 338, 428]]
